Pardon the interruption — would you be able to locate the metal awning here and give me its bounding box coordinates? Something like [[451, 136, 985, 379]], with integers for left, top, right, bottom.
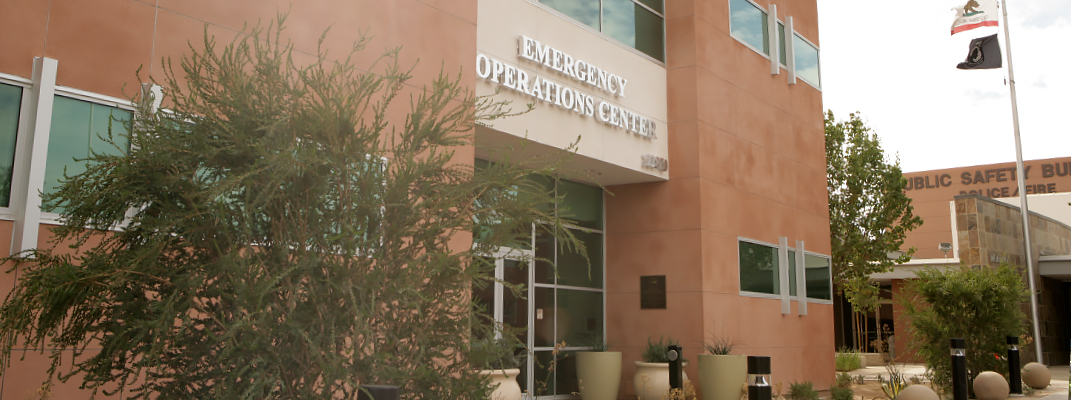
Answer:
[[1039, 255, 1071, 281]]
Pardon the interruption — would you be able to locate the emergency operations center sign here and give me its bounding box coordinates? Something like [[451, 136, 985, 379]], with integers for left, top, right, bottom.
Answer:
[[476, 36, 658, 140]]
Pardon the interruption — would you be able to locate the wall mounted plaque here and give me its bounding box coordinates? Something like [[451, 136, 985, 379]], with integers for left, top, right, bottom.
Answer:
[[640, 275, 666, 309]]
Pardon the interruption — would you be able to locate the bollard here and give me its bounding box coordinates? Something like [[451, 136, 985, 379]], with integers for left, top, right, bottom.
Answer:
[[357, 385, 399, 400], [1008, 336, 1022, 396], [669, 345, 684, 391], [747, 356, 771, 400], [951, 338, 967, 400]]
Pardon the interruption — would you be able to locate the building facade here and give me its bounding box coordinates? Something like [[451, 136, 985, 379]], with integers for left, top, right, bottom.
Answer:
[[0, 0, 832, 398], [871, 158, 1071, 365]]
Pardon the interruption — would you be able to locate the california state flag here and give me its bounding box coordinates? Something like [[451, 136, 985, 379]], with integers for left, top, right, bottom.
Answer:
[[951, 0, 1000, 35]]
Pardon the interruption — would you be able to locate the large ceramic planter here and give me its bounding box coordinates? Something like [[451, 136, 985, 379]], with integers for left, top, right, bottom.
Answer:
[[577, 351, 622, 400], [479, 369, 523, 400], [633, 361, 690, 400], [697, 354, 747, 400]]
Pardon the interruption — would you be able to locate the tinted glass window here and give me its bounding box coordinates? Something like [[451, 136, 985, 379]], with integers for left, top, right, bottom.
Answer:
[[794, 34, 821, 87], [778, 23, 787, 65], [44, 96, 130, 212], [730, 0, 769, 54], [541, 0, 665, 61], [739, 240, 780, 294], [541, 0, 600, 30], [0, 83, 22, 208], [804, 254, 832, 300]]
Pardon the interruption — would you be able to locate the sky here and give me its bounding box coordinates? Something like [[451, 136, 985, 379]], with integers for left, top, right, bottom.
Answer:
[[816, 0, 1071, 173]]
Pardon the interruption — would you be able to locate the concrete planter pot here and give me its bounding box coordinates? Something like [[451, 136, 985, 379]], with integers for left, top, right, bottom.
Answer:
[[697, 354, 747, 400], [633, 361, 689, 400], [479, 368, 523, 400], [577, 351, 622, 400]]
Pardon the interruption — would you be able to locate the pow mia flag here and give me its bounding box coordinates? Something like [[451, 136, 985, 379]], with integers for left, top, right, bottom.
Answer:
[[957, 34, 1002, 69]]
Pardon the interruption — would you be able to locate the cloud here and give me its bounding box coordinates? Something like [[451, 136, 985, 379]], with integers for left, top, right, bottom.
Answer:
[[1032, 77, 1048, 89], [964, 89, 1004, 100], [1017, 0, 1071, 29]]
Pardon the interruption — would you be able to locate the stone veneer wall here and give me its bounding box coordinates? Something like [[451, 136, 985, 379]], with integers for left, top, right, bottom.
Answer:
[[954, 194, 1071, 364]]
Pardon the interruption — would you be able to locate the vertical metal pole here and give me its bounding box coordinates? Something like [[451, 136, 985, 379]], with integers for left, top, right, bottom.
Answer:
[[1008, 336, 1023, 395], [999, 0, 1043, 364], [748, 356, 772, 400], [669, 345, 683, 391], [951, 338, 968, 400]]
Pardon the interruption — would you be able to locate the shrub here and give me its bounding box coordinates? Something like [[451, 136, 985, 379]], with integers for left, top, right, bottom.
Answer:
[[835, 372, 853, 389], [787, 381, 819, 400], [901, 264, 1028, 395], [469, 335, 526, 370], [642, 336, 684, 363], [834, 348, 861, 371], [831, 386, 854, 400], [703, 334, 736, 355]]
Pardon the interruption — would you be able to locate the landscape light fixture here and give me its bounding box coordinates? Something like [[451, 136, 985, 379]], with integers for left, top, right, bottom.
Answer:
[[951, 338, 967, 400], [747, 356, 772, 400], [1008, 336, 1023, 396]]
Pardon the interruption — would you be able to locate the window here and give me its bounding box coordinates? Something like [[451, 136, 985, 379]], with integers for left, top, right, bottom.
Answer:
[[803, 254, 832, 300], [472, 160, 606, 396], [778, 22, 787, 65], [43, 95, 131, 212], [730, 0, 821, 86], [0, 83, 22, 208], [531, 178, 603, 396], [739, 239, 831, 301], [730, 0, 769, 55], [539, 0, 665, 61], [739, 240, 780, 295], [793, 34, 821, 87]]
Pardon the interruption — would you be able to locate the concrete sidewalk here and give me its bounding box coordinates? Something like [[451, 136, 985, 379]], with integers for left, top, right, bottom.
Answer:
[[845, 364, 1069, 398]]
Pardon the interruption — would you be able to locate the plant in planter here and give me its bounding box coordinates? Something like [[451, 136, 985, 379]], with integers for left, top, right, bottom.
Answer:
[[634, 336, 690, 400], [576, 334, 622, 400], [697, 334, 746, 400], [470, 335, 527, 400]]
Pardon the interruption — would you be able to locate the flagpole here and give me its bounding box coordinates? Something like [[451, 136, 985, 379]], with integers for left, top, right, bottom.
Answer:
[[999, 0, 1043, 363]]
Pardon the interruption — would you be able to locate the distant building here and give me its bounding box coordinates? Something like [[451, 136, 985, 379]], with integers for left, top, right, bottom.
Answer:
[[852, 157, 1071, 364]]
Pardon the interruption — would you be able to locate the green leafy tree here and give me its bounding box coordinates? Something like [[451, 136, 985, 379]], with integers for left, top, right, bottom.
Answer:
[[901, 264, 1028, 396], [0, 19, 580, 399], [825, 111, 923, 350], [842, 276, 880, 353]]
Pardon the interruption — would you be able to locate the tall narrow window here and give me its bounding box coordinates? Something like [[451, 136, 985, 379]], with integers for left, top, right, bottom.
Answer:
[[531, 178, 604, 395], [793, 34, 821, 87], [804, 254, 832, 300], [0, 83, 22, 208], [44, 96, 131, 212]]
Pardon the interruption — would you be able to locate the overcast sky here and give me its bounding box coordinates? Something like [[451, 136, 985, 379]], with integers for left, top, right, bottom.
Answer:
[[817, 0, 1071, 173]]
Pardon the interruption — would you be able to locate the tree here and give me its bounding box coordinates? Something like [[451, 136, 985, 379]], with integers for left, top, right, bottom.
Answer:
[[825, 111, 923, 350], [0, 19, 579, 399], [901, 264, 1028, 395], [842, 276, 880, 353]]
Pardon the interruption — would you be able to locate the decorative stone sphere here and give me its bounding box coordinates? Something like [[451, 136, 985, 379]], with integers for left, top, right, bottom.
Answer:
[[1022, 362, 1051, 389], [973, 371, 1010, 400], [897, 385, 940, 400]]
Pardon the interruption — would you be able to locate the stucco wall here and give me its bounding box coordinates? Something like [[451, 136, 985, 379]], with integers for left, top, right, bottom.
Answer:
[[606, 0, 834, 393]]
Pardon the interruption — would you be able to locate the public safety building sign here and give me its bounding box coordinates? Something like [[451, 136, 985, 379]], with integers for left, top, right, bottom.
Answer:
[[476, 36, 658, 140]]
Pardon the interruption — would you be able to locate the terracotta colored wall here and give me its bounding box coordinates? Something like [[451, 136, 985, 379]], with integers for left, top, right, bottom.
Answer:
[[902, 157, 1071, 260], [0, 1, 476, 398], [890, 279, 920, 363], [606, 0, 833, 395]]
